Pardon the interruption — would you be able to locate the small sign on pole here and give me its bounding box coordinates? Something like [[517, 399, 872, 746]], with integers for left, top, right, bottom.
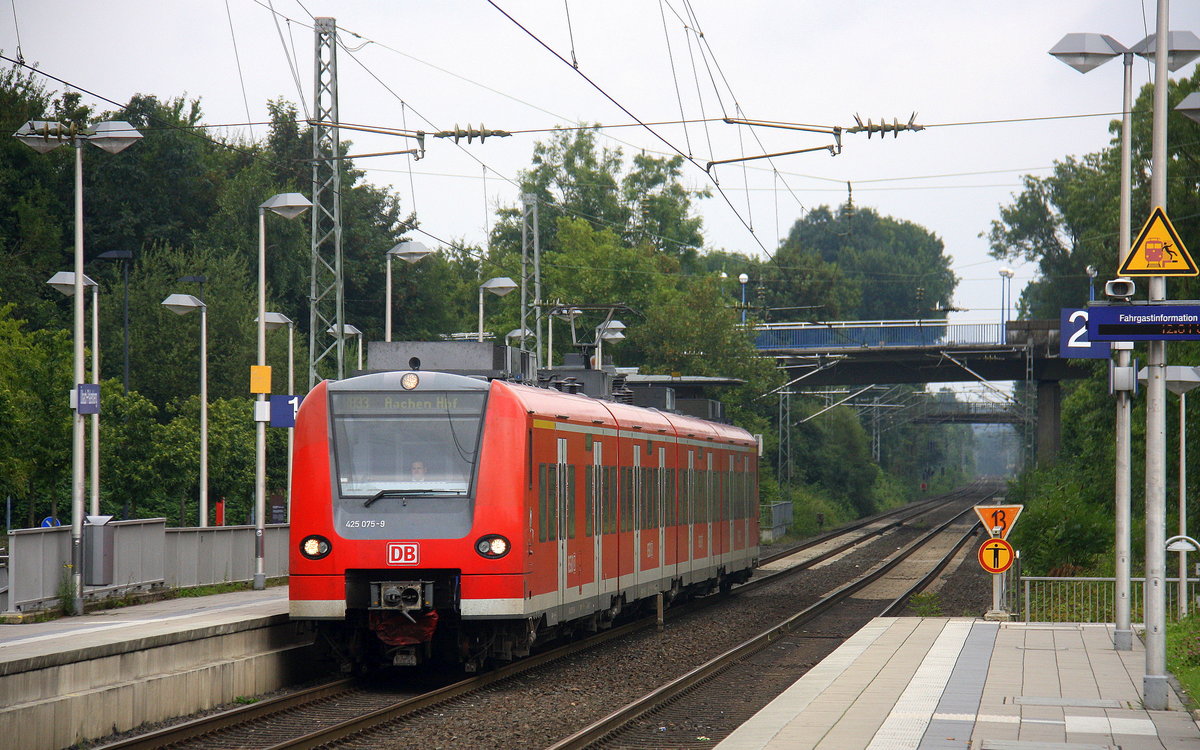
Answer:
[[270, 394, 302, 427], [978, 538, 1015, 574], [974, 504, 1023, 540]]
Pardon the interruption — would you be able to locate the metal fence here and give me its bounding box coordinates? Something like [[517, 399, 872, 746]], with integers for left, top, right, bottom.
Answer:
[[760, 501, 794, 542], [2, 520, 290, 613], [1019, 576, 1200, 623]]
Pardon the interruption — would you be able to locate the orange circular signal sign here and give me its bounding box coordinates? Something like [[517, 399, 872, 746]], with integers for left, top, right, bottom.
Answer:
[[978, 538, 1015, 574]]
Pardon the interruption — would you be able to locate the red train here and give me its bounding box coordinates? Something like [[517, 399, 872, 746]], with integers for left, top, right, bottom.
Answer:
[[289, 369, 760, 670]]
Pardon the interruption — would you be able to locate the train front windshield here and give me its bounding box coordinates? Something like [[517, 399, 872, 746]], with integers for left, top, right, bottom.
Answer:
[[330, 390, 487, 499]]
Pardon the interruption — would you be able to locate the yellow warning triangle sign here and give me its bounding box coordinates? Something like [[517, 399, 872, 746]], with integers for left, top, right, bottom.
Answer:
[[1118, 206, 1197, 276]]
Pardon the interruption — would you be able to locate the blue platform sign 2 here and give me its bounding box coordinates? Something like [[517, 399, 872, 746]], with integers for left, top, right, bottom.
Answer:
[[77, 383, 100, 414], [1087, 304, 1200, 341], [270, 394, 302, 427], [1060, 309, 1111, 358]]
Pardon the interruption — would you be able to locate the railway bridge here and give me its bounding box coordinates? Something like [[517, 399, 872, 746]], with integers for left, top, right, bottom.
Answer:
[[753, 318, 1091, 465]]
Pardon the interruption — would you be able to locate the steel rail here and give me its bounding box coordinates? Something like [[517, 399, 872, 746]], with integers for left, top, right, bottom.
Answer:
[[98, 484, 988, 749], [545, 503, 983, 750]]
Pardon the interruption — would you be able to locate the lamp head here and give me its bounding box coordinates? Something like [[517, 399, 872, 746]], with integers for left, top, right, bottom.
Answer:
[[260, 192, 312, 220], [162, 293, 205, 315], [46, 271, 97, 296], [1048, 33, 1125, 73], [481, 276, 518, 297], [389, 240, 433, 264], [85, 120, 143, 154]]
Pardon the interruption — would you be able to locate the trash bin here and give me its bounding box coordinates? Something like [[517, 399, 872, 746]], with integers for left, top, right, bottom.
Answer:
[[83, 515, 114, 586]]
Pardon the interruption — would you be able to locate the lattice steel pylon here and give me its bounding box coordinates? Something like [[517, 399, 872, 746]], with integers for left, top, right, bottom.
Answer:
[[308, 17, 344, 389]]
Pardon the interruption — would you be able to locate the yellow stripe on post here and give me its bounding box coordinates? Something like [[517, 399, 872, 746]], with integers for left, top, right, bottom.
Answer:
[[250, 365, 272, 394]]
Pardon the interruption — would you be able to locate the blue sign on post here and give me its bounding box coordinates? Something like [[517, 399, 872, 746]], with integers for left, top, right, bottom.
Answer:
[[270, 394, 302, 427], [1087, 304, 1200, 341], [1060, 308, 1111, 359], [77, 383, 100, 414]]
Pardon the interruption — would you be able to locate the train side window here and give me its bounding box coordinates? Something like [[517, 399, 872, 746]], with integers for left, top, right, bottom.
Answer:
[[547, 464, 558, 542], [667, 468, 676, 526], [566, 465, 577, 540], [585, 465, 594, 537], [538, 463, 547, 543], [607, 466, 617, 534]]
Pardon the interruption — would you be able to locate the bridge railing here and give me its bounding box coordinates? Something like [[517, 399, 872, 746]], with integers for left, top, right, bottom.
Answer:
[[753, 320, 1005, 350]]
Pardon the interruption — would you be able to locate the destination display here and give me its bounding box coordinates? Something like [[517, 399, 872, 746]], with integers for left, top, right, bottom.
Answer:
[[1087, 305, 1200, 341]]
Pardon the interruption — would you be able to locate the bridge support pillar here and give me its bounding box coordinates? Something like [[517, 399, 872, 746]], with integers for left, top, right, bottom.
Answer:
[[1036, 380, 1061, 466]]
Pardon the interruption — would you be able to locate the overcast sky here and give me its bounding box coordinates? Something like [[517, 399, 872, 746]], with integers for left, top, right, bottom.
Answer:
[[6, 1, 1200, 328]]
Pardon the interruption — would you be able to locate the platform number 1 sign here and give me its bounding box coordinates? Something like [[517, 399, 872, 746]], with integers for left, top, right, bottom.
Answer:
[[269, 394, 302, 428]]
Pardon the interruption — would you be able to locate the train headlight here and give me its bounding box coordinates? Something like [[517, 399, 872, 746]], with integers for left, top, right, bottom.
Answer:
[[474, 534, 510, 559], [401, 372, 420, 390], [300, 535, 332, 560]]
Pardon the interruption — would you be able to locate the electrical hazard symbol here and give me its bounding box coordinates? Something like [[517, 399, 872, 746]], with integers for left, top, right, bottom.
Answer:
[[978, 538, 1015, 574], [1118, 206, 1197, 276]]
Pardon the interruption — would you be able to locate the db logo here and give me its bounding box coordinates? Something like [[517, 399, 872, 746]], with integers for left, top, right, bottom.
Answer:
[[386, 542, 419, 566]]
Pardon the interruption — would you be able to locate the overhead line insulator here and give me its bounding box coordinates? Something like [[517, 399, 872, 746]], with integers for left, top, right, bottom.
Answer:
[[847, 112, 924, 139], [433, 123, 513, 144]]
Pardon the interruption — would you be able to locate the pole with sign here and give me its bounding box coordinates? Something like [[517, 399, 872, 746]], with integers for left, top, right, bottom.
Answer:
[[976, 504, 1021, 621]]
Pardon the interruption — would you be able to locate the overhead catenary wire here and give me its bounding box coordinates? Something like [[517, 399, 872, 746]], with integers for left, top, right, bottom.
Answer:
[[484, 0, 771, 258]]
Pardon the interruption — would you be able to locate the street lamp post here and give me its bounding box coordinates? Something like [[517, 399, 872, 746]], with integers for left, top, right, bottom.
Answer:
[[1052, 23, 1200, 680], [385, 241, 432, 342], [998, 268, 1014, 327], [595, 319, 626, 370], [1086, 265, 1098, 302], [328, 324, 363, 371], [97, 251, 132, 394], [738, 273, 749, 324], [48, 272, 100, 517], [255, 193, 311, 590], [478, 277, 518, 342], [162, 294, 207, 527], [15, 119, 142, 615], [261, 312, 295, 518]]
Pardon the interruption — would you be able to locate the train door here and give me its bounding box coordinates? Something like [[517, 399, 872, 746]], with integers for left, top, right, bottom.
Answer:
[[556, 437, 569, 615], [657, 445, 668, 583], [685, 449, 695, 583], [691, 451, 705, 566], [631, 444, 642, 592], [591, 442, 604, 602]]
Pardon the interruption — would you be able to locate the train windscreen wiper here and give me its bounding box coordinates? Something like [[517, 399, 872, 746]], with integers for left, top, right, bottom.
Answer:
[[363, 489, 463, 508]]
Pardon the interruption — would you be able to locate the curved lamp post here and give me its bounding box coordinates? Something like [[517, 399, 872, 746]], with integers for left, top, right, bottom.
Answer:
[[16, 119, 142, 615], [478, 277, 517, 342], [162, 294, 207, 527], [385, 241, 432, 342], [255, 192, 311, 590]]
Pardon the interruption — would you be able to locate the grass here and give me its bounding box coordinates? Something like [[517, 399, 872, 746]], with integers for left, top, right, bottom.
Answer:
[[1167, 614, 1200, 710], [908, 591, 943, 617]]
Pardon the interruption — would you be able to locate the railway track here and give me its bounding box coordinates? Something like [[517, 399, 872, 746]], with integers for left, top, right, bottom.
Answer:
[[96, 482, 995, 750]]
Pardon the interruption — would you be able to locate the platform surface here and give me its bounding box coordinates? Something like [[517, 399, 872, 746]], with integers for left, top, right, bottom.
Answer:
[[0, 586, 288, 676], [717, 617, 1200, 750]]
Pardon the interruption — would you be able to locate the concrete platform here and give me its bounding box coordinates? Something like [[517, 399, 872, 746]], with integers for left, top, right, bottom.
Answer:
[[0, 586, 318, 749], [718, 618, 1200, 750]]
